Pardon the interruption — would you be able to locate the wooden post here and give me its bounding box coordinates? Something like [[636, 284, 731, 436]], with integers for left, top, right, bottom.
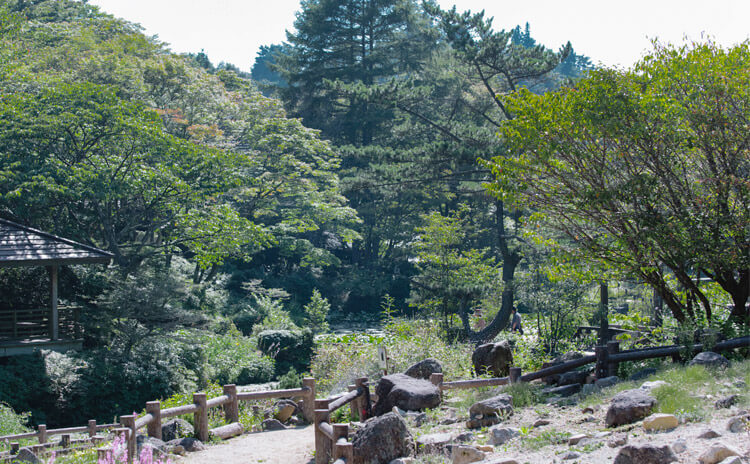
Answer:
[[223, 384, 239, 424], [120, 416, 136, 464], [314, 399, 330, 464], [12, 308, 17, 338], [595, 345, 609, 379], [88, 419, 97, 438], [509, 367, 522, 384], [338, 442, 354, 463], [48, 265, 59, 341], [332, 423, 349, 459], [146, 401, 162, 439], [302, 378, 316, 423], [356, 377, 370, 420], [37, 424, 47, 444], [97, 448, 111, 461], [10, 443, 19, 455], [607, 341, 620, 378], [598, 281, 609, 346], [193, 393, 209, 442], [61, 434, 71, 448], [347, 385, 358, 421]]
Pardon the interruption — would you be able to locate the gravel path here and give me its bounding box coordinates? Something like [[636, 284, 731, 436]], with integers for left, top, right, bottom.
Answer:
[[181, 426, 315, 464]]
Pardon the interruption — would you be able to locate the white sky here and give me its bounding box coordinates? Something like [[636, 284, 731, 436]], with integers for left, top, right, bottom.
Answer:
[[88, 0, 750, 72]]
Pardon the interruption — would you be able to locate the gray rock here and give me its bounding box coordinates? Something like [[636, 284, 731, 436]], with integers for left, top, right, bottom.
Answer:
[[726, 414, 750, 433], [373, 374, 441, 416], [14, 449, 40, 464], [416, 432, 453, 454], [690, 352, 730, 369], [542, 384, 581, 397], [410, 412, 428, 427], [166, 438, 205, 452], [698, 429, 721, 439], [607, 433, 628, 448], [568, 434, 588, 445], [489, 426, 520, 445], [261, 419, 287, 431], [558, 370, 591, 386], [717, 457, 742, 464], [466, 394, 513, 428], [451, 445, 485, 464], [532, 419, 550, 427], [628, 368, 657, 381], [562, 451, 582, 460], [161, 418, 194, 442], [613, 444, 677, 464], [472, 341, 513, 377], [595, 376, 620, 389], [272, 399, 299, 422], [454, 432, 474, 443], [404, 358, 442, 380], [672, 438, 687, 454], [606, 389, 656, 427], [136, 435, 167, 454], [352, 412, 414, 464], [640, 380, 668, 391], [699, 443, 741, 464], [714, 395, 739, 409]]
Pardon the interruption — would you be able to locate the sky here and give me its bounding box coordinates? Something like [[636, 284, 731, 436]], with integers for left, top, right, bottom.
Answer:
[[88, 0, 750, 72]]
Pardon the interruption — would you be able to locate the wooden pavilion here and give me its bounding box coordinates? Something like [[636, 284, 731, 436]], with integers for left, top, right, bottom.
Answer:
[[0, 218, 112, 356]]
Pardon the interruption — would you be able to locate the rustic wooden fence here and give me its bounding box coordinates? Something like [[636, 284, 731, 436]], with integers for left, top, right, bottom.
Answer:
[[2, 335, 748, 464]]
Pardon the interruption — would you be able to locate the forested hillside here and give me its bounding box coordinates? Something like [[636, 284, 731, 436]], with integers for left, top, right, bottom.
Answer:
[[0, 0, 747, 434]]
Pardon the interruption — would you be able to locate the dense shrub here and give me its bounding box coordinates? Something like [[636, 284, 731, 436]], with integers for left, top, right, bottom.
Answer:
[[0, 403, 30, 436], [257, 329, 314, 375], [192, 326, 275, 385]]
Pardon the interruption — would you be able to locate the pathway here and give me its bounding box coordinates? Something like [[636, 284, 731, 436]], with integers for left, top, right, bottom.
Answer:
[[181, 426, 314, 464]]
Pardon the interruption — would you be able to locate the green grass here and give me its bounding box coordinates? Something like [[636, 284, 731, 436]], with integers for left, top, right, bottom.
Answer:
[[523, 428, 570, 450]]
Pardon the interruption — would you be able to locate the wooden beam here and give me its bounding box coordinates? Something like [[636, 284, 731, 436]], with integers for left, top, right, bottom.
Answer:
[[48, 266, 58, 341]]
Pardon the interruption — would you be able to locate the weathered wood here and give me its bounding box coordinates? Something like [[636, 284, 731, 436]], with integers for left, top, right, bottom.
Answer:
[[332, 424, 349, 460], [442, 376, 509, 390], [314, 401, 330, 464], [223, 385, 239, 424], [49, 265, 58, 341], [119, 416, 136, 464], [60, 434, 70, 448], [236, 387, 307, 401], [146, 401, 162, 439], [328, 389, 360, 413], [301, 378, 316, 423], [607, 341, 620, 377], [134, 414, 153, 430], [346, 385, 358, 420], [595, 346, 609, 376], [509, 367, 522, 383], [161, 403, 200, 418], [356, 377, 371, 420], [88, 420, 97, 438], [206, 395, 230, 408], [97, 447, 111, 461], [37, 425, 47, 444], [209, 422, 244, 440], [520, 355, 597, 382], [193, 393, 209, 442]]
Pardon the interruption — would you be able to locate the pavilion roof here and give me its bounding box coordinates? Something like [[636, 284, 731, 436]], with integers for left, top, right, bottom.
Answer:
[[0, 218, 113, 267]]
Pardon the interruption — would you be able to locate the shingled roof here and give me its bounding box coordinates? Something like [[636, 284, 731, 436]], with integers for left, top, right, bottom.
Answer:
[[0, 218, 113, 267]]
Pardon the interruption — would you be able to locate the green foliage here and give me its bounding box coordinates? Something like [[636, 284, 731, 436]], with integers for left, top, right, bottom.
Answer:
[[0, 403, 29, 436], [257, 329, 315, 376], [522, 428, 570, 450], [251, 296, 299, 334], [492, 40, 750, 326], [277, 367, 304, 390], [192, 326, 275, 386], [303, 289, 330, 334]]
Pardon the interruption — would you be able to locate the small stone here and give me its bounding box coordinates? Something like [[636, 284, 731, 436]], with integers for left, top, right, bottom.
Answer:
[[488, 426, 520, 446], [14, 449, 40, 464], [717, 457, 742, 464], [562, 451, 581, 460], [613, 444, 677, 464], [698, 429, 721, 439], [593, 431, 611, 439], [690, 352, 730, 369], [734, 380, 747, 389], [672, 438, 687, 454], [643, 413, 679, 431], [451, 445, 485, 464], [416, 432, 453, 454], [607, 432, 627, 448], [389, 459, 414, 464], [595, 376, 619, 389], [568, 434, 587, 445], [532, 419, 550, 427], [640, 380, 667, 391], [489, 460, 519, 464], [261, 419, 287, 431], [167, 438, 205, 452], [714, 395, 739, 409], [412, 412, 428, 427], [698, 443, 740, 464], [168, 445, 185, 456], [476, 445, 494, 452], [726, 414, 750, 433], [454, 432, 474, 443], [581, 406, 596, 414]]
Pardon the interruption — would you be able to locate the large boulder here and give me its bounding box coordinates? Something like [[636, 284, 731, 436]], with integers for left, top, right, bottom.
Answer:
[[613, 444, 677, 464], [466, 394, 513, 429], [472, 341, 513, 377], [161, 418, 194, 442], [557, 369, 591, 386], [166, 438, 206, 453], [372, 374, 441, 416], [404, 358, 442, 380], [606, 389, 656, 427], [257, 329, 314, 375], [351, 412, 414, 464], [689, 352, 730, 370]]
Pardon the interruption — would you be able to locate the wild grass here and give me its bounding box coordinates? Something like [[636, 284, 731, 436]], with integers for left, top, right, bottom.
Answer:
[[523, 428, 570, 450]]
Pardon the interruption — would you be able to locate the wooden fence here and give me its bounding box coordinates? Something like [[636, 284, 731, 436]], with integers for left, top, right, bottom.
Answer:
[[2, 335, 748, 464]]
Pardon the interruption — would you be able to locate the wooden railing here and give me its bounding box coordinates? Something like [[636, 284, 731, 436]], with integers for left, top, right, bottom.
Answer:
[[0, 305, 81, 341], [0, 420, 119, 462], [313, 377, 371, 464]]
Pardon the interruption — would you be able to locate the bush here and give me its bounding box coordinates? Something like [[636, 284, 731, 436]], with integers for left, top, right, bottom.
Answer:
[[257, 329, 314, 376], [0, 403, 30, 436], [193, 326, 275, 385]]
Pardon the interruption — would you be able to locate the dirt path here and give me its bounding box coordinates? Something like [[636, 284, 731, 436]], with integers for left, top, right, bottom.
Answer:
[[181, 426, 314, 464]]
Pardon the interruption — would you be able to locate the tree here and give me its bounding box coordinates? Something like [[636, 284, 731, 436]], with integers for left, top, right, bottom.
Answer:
[[303, 289, 330, 334], [491, 41, 750, 326]]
